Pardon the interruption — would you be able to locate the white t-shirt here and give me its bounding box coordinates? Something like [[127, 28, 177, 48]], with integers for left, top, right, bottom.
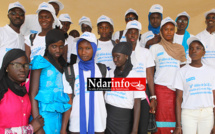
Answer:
[[149, 44, 182, 90], [95, 40, 115, 70], [20, 14, 62, 36], [140, 31, 155, 48], [0, 25, 25, 67], [66, 35, 75, 63], [63, 63, 109, 132], [131, 42, 155, 79], [25, 34, 45, 60], [196, 30, 215, 68], [112, 30, 127, 42], [173, 33, 194, 63], [174, 64, 215, 109], [105, 69, 146, 109]]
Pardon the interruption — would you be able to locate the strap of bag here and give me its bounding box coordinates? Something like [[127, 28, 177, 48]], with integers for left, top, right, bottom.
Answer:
[[119, 30, 123, 41], [64, 65, 75, 99], [29, 33, 37, 46], [145, 92, 150, 105], [96, 63, 107, 78], [64, 63, 106, 98]]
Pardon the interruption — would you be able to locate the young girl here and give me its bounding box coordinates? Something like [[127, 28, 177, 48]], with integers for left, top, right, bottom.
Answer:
[[105, 42, 145, 134], [149, 17, 186, 133], [30, 29, 71, 134], [173, 37, 215, 134], [63, 32, 108, 134], [0, 49, 44, 133], [124, 20, 156, 134], [95, 15, 115, 70], [25, 2, 58, 61]]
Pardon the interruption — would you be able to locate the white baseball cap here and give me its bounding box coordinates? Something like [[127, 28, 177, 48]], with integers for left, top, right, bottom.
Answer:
[[149, 4, 163, 14], [97, 15, 114, 26], [176, 11, 190, 20], [125, 8, 138, 17], [204, 9, 215, 18], [126, 20, 142, 31], [59, 13, 73, 23], [48, 0, 64, 10], [79, 16, 92, 28], [8, 1, 26, 13], [160, 17, 176, 28], [187, 36, 205, 49], [74, 32, 97, 45], [36, 2, 61, 28]]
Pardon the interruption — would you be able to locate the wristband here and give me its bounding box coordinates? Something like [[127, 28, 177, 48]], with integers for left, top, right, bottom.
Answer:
[[150, 95, 157, 100]]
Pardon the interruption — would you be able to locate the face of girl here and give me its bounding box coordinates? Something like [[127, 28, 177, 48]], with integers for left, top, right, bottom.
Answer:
[[78, 40, 93, 61], [112, 52, 128, 68], [98, 22, 112, 39], [126, 28, 139, 45], [61, 21, 71, 33], [150, 13, 162, 28], [189, 41, 205, 61], [161, 22, 175, 42], [48, 40, 64, 59], [38, 10, 54, 30], [7, 56, 29, 84]]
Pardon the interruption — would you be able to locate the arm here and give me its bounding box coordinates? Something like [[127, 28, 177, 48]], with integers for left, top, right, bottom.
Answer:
[[29, 69, 45, 134], [131, 98, 141, 134], [3, 115, 44, 134], [60, 94, 73, 134], [146, 66, 157, 113], [25, 44, 31, 62], [145, 34, 161, 49], [173, 89, 183, 134], [210, 90, 215, 134]]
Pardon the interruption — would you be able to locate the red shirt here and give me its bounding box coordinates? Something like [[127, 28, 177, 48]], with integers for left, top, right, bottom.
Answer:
[[0, 89, 31, 133]]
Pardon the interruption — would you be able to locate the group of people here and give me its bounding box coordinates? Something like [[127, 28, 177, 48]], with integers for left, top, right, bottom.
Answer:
[[0, 0, 215, 134]]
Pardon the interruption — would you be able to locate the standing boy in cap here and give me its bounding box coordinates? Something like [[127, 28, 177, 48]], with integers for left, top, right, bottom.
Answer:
[[0, 2, 26, 68], [20, 0, 64, 36], [79, 16, 92, 33], [140, 4, 163, 49], [112, 8, 139, 43], [58, 13, 76, 64], [174, 11, 193, 60], [95, 15, 115, 70], [196, 9, 215, 68]]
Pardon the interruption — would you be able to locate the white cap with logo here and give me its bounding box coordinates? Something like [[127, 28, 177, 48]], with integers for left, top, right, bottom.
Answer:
[[126, 20, 142, 31], [8, 1, 26, 13], [204, 9, 215, 18], [97, 15, 114, 26], [36, 2, 62, 28], [160, 17, 176, 28], [187, 36, 205, 49], [74, 32, 97, 45], [176, 11, 190, 20], [79, 16, 92, 28], [48, 0, 64, 10], [125, 8, 138, 17], [59, 14, 73, 23], [149, 4, 163, 14]]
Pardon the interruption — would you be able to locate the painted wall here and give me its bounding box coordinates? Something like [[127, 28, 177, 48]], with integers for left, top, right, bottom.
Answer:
[[1, 0, 215, 36]]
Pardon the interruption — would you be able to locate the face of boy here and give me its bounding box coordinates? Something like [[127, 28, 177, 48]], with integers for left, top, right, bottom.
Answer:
[[78, 40, 93, 61]]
